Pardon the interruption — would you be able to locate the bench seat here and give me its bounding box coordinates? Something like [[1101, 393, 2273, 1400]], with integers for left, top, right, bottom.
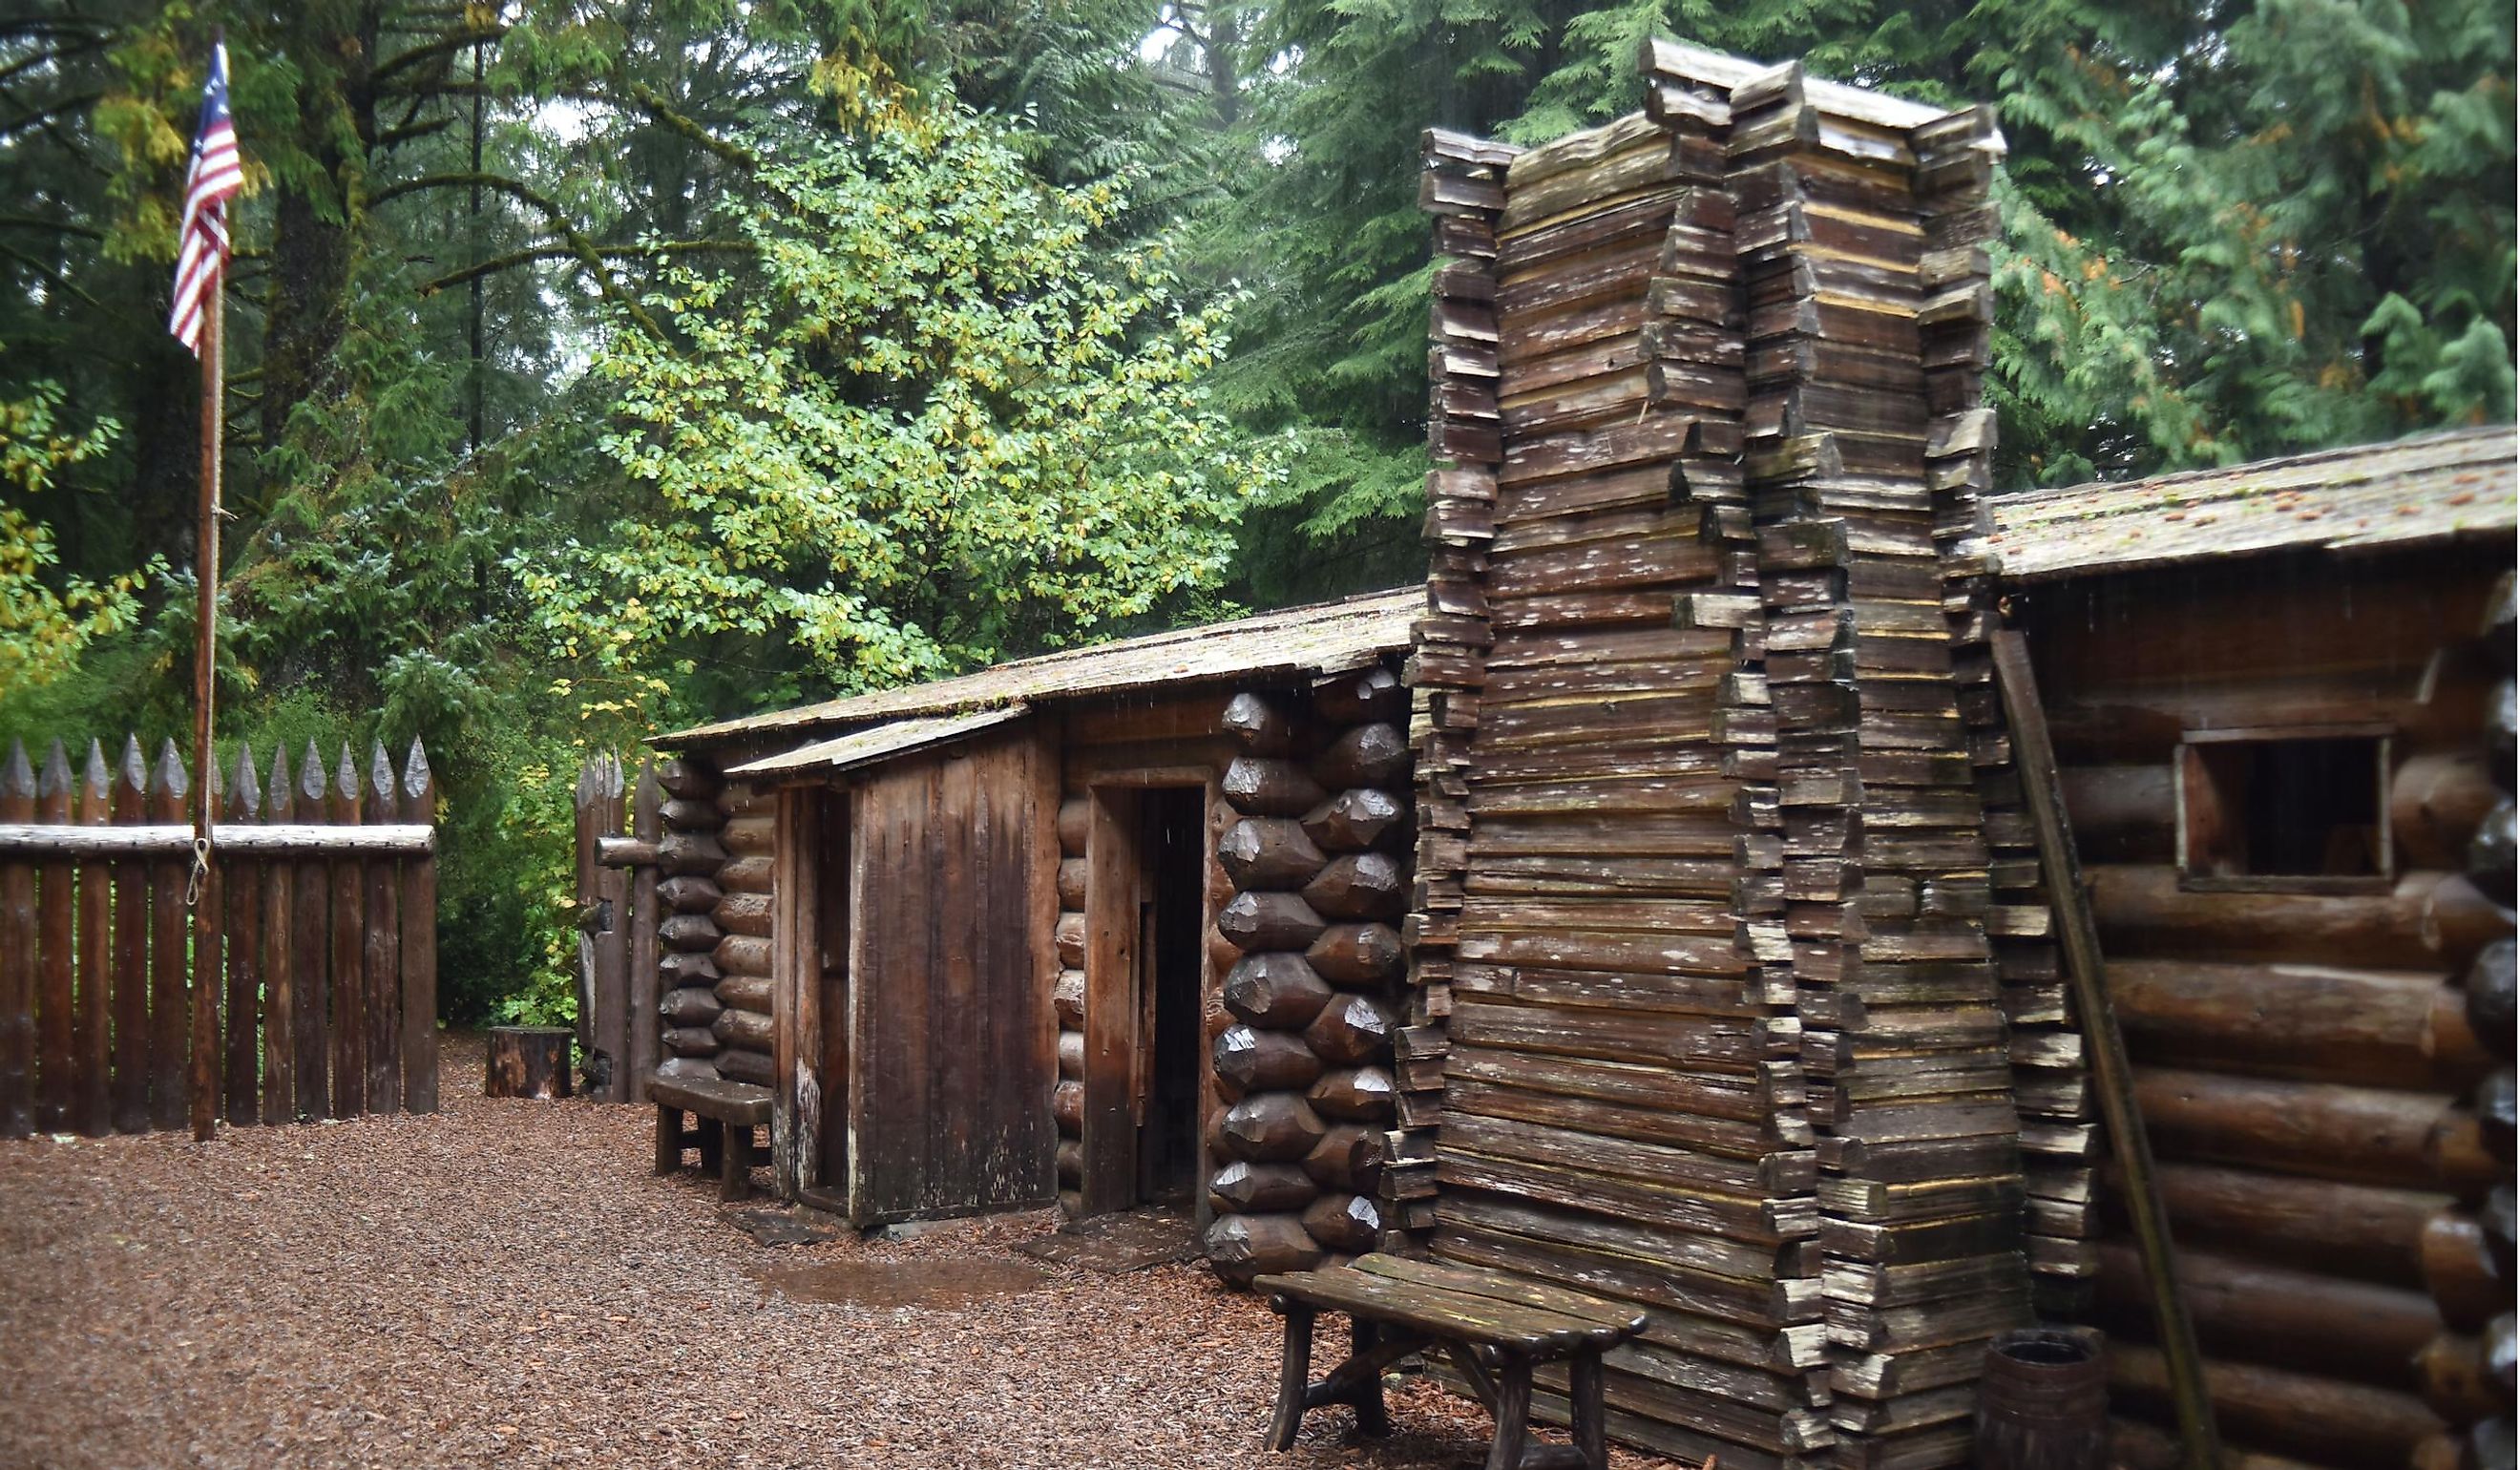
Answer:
[[650, 1074, 773, 1200], [649, 1075, 771, 1125], [1252, 1251, 1645, 1470]]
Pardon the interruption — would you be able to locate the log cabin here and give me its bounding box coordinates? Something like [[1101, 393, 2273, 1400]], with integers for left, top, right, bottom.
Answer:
[[649, 590, 1418, 1242], [647, 35, 2515, 1470], [1982, 432, 2516, 1470]]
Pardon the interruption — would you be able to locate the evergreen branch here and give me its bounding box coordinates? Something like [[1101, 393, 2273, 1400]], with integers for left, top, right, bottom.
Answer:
[[368, 171, 666, 338], [371, 26, 508, 87], [368, 168, 546, 210], [0, 214, 102, 240], [378, 74, 760, 173], [0, 36, 104, 88], [0, 241, 101, 308], [0, 20, 115, 43], [417, 239, 755, 296], [619, 80, 759, 171], [377, 114, 455, 149], [0, 89, 99, 139]]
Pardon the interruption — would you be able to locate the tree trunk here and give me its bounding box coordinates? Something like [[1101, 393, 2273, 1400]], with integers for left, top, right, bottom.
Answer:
[[485, 1026, 573, 1099]]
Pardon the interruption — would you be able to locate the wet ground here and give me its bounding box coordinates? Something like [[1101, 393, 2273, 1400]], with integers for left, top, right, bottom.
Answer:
[[0, 1032, 1685, 1470], [753, 1255, 1051, 1310]]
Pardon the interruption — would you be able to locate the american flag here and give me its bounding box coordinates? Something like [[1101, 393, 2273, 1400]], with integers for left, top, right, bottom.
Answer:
[[168, 42, 242, 354]]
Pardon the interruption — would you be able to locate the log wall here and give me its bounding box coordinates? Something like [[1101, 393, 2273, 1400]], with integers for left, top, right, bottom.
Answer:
[[1053, 786, 1088, 1208], [652, 756, 735, 1087], [1202, 672, 1414, 1282], [2023, 547, 2515, 1470], [711, 779, 776, 1090]]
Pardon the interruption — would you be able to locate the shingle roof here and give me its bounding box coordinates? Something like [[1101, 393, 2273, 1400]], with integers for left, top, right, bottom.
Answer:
[[661, 434, 2512, 753], [720, 706, 1032, 778], [659, 587, 1418, 748], [1974, 425, 2516, 582]]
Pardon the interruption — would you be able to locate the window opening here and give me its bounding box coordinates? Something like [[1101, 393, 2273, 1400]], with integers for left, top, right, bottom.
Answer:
[[2177, 729, 2391, 888]]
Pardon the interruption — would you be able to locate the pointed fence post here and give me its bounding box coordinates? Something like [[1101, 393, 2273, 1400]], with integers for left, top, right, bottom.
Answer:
[[109, 737, 148, 1134], [398, 740, 437, 1113], [363, 742, 401, 1113], [147, 740, 190, 1131], [222, 745, 262, 1126], [329, 745, 365, 1117], [36, 741, 74, 1133], [293, 743, 329, 1119], [262, 745, 295, 1124], [573, 758, 598, 1084], [574, 755, 632, 1102], [74, 741, 112, 1136], [0, 741, 36, 1138]]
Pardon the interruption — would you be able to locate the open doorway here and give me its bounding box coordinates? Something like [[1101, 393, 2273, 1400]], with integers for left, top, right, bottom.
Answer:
[[1136, 788, 1207, 1206], [1082, 784, 1209, 1215]]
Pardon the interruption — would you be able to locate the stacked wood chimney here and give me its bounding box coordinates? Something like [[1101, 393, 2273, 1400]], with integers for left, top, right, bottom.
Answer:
[[1396, 126, 1517, 1246], [1405, 40, 2036, 1469]]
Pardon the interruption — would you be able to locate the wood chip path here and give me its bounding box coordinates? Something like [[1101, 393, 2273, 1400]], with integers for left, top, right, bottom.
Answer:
[[0, 1034, 1685, 1469]]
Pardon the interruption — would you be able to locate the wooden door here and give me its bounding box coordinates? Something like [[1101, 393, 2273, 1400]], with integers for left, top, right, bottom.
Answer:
[[845, 726, 1059, 1225], [1081, 788, 1143, 1214], [812, 789, 850, 1190], [772, 785, 853, 1204]]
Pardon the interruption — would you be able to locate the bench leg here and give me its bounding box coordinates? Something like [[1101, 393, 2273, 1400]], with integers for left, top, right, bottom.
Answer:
[[1349, 1316, 1390, 1438], [1570, 1350, 1606, 1470], [1483, 1354, 1532, 1470], [1444, 1340, 1501, 1416], [1266, 1304, 1315, 1451], [697, 1117, 723, 1174], [653, 1105, 682, 1174], [720, 1123, 752, 1202]]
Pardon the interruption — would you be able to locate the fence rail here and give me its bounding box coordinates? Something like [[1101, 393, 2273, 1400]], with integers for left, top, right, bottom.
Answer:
[[0, 734, 438, 1139], [0, 825, 435, 856]]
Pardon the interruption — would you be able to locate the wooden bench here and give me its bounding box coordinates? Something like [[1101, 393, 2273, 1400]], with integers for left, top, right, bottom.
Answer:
[[650, 1075, 772, 1201], [1253, 1252, 1646, 1470]]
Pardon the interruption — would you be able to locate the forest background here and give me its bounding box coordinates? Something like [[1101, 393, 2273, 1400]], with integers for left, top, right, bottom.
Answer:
[[1, 0, 2511, 1024]]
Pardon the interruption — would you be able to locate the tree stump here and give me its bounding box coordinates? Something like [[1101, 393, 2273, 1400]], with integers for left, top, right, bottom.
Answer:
[[485, 1026, 575, 1099]]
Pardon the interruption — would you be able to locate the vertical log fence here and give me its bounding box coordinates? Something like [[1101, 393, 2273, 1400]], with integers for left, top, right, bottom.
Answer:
[[574, 753, 663, 1104], [0, 734, 437, 1139]]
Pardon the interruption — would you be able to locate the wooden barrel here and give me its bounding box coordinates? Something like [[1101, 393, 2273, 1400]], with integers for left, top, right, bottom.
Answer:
[[1977, 1327, 2110, 1470]]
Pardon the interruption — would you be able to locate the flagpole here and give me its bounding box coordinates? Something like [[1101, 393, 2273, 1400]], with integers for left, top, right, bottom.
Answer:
[[188, 244, 223, 1144]]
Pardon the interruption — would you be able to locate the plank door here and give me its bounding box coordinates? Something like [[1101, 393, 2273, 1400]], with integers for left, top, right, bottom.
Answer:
[[771, 785, 852, 1205], [845, 726, 1059, 1226], [1081, 788, 1144, 1215]]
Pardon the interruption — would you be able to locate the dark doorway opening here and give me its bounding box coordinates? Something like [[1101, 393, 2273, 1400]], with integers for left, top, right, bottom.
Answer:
[[1137, 788, 1207, 1208], [1082, 782, 1211, 1217]]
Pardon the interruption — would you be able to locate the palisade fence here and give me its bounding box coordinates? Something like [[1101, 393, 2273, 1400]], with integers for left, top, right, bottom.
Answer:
[[0, 734, 438, 1139], [573, 753, 661, 1105]]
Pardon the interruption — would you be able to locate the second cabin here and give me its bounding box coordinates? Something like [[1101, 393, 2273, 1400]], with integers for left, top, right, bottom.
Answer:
[[649, 590, 1418, 1253]]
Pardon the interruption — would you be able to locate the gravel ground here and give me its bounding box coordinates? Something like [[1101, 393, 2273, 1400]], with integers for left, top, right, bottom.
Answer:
[[0, 1033, 1687, 1470]]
